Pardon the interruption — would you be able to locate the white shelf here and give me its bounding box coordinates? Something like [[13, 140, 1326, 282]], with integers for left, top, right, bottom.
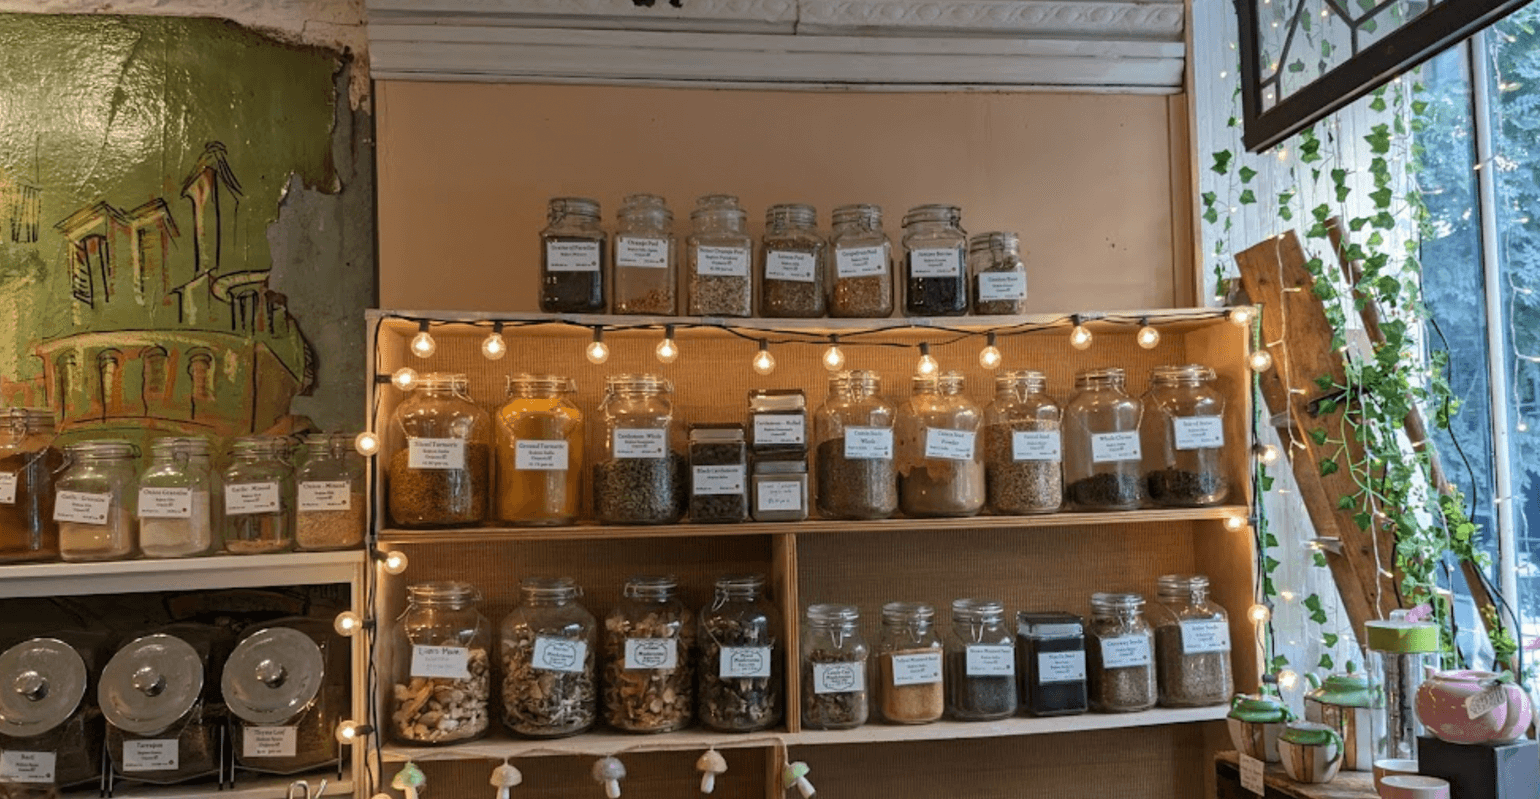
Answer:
[[81, 776, 352, 799], [0, 550, 367, 598]]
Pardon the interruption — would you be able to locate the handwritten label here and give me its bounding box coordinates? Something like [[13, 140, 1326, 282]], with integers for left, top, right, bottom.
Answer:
[[924, 428, 976, 461], [757, 481, 803, 512], [225, 482, 280, 516], [546, 240, 600, 272], [1012, 430, 1062, 462], [843, 427, 893, 459], [693, 465, 744, 496], [696, 246, 750, 277], [1099, 635, 1152, 668], [616, 236, 669, 269], [813, 661, 865, 694], [1038, 650, 1087, 683], [408, 437, 466, 470], [624, 638, 678, 670], [719, 646, 773, 678], [613, 429, 667, 459], [1181, 620, 1231, 654], [298, 481, 352, 512], [888, 651, 942, 686], [515, 440, 569, 470], [53, 491, 110, 525], [1173, 416, 1225, 450], [532, 637, 587, 673], [765, 251, 816, 282], [122, 739, 178, 772], [138, 487, 193, 519], [836, 244, 888, 278], [410, 645, 470, 679], [977, 272, 1027, 302], [908, 247, 962, 278], [965, 645, 1015, 676], [1090, 431, 1141, 463], [0, 751, 55, 783], [1466, 683, 1508, 720], [753, 414, 805, 446], [1240, 753, 1266, 795], [242, 726, 298, 758], [0, 472, 16, 505]]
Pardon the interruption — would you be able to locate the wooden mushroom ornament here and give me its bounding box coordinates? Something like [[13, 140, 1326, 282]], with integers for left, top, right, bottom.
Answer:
[[696, 749, 727, 794], [392, 762, 427, 799], [592, 756, 626, 798], [783, 761, 815, 798], [491, 760, 523, 799]]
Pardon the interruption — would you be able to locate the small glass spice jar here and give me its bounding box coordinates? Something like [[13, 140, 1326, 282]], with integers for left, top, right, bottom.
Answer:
[[968, 231, 1029, 315], [1151, 574, 1232, 708], [1142, 364, 1230, 507], [500, 577, 598, 738], [612, 193, 677, 315], [495, 375, 583, 527], [56, 439, 139, 562], [748, 388, 809, 456], [815, 370, 898, 520], [1016, 612, 1089, 717], [388, 373, 493, 528], [945, 599, 1016, 721], [0, 634, 108, 788], [99, 624, 230, 785], [0, 407, 63, 563], [540, 196, 607, 313], [295, 433, 366, 551], [876, 602, 944, 725], [687, 194, 753, 317], [801, 604, 868, 730], [984, 370, 1063, 515], [751, 459, 809, 522], [689, 423, 749, 524], [1064, 368, 1144, 511], [760, 203, 827, 318], [901, 204, 968, 317], [897, 371, 985, 517], [828, 204, 894, 318], [222, 618, 347, 774], [594, 374, 683, 525], [390, 581, 491, 745], [603, 575, 694, 734], [222, 436, 294, 554], [138, 437, 218, 558], [1086, 592, 1156, 713], [697, 574, 782, 732]]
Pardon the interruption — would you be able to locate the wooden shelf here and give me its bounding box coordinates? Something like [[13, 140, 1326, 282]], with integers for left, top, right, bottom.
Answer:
[[73, 776, 353, 799], [0, 550, 367, 598]]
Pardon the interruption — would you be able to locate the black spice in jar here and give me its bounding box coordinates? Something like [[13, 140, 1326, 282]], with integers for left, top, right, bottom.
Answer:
[[1146, 469, 1228, 506], [593, 453, 685, 525], [688, 425, 749, 524], [1015, 612, 1088, 717], [904, 249, 969, 316], [945, 649, 1016, 718], [1067, 472, 1142, 510]]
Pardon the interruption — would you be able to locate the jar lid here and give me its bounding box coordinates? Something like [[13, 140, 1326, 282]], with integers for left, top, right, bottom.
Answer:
[[520, 575, 580, 600], [913, 371, 965, 394], [605, 373, 673, 394], [221, 627, 325, 724], [765, 203, 817, 228], [832, 203, 882, 221], [952, 598, 1005, 623], [151, 436, 212, 456], [995, 370, 1047, 392], [548, 197, 601, 221], [0, 638, 88, 737], [1363, 617, 1440, 653], [1075, 367, 1126, 387], [754, 459, 807, 475], [407, 580, 482, 607], [830, 370, 880, 392], [713, 573, 766, 595], [1016, 612, 1083, 639], [1279, 720, 1340, 746], [1, 407, 55, 432], [232, 435, 289, 455], [65, 438, 137, 458], [902, 204, 962, 227], [748, 388, 806, 412], [1156, 574, 1210, 597], [505, 373, 577, 397], [690, 423, 745, 443], [806, 603, 860, 624], [1309, 671, 1373, 708], [695, 194, 741, 209], [416, 372, 471, 392], [1090, 592, 1145, 612], [881, 601, 934, 624], [1151, 364, 1216, 383], [618, 193, 672, 219], [623, 574, 679, 598], [968, 232, 1020, 254], [1229, 693, 1292, 723], [99, 634, 204, 735]]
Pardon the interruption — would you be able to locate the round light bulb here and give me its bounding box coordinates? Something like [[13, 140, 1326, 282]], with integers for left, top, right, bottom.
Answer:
[[1230, 306, 1257, 327], [335, 720, 366, 745], [392, 367, 418, 391], [1136, 325, 1161, 349], [1255, 444, 1281, 465], [1070, 324, 1093, 351], [979, 345, 1002, 370], [753, 348, 776, 376], [1249, 349, 1274, 372], [916, 354, 938, 376], [655, 337, 679, 364], [410, 330, 436, 358], [481, 331, 507, 360], [823, 344, 846, 371], [1277, 669, 1300, 691], [1247, 604, 1271, 624], [334, 611, 363, 637], [586, 339, 610, 365], [1224, 514, 1247, 532], [381, 550, 409, 575], [354, 431, 381, 457]]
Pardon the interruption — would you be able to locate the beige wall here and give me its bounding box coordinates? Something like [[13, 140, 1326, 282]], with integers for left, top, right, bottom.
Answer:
[[377, 82, 1192, 313]]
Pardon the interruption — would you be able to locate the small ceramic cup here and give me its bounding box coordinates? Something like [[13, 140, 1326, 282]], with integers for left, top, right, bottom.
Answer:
[[1278, 721, 1344, 784], [1378, 775, 1450, 799], [1372, 758, 1419, 791]]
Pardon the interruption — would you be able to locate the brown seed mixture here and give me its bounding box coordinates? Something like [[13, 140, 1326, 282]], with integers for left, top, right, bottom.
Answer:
[[815, 438, 897, 519], [688, 273, 752, 317], [1086, 636, 1155, 713], [603, 608, 695, 733], [983, 420, 1063, 514], [698, 619, 780, 732], [1153, 625, 1231, 707], [296, 495, 366, 550], [501, 631, 596, 738], [392, 647, 491, 743], [877, 649, 944, 723], [388, 442, 491, 527]]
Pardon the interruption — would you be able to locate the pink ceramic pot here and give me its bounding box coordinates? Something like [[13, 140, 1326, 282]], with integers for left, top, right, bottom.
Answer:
[[1413, 668, 1533, 745]]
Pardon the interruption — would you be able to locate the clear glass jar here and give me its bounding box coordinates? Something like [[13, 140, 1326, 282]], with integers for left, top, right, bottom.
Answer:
[[748, 389, 809, 456], [1142, 364, 1230, 507], [1016, 612, 1088, 717], [495, 375, 583, 526], [0, 408, 62, 563], [541, 196, 606, 313], [968, 231, 1028, 315], [500, 577, 597, 738], [945, 599, 1016, 721], [689, 423, 748, 524], [1151, 574, 1232, 707], [612, 193, 677, 315], [223, 617, 346, 774], [603, 575, 694, 734], [222, 436, 294, 554], [897, 372, 984, 517], [100, 624, 229, 784], [901, 204, 968, 317], [388, 373, 493, 528], [390, 581, 491, 745], [1086, 592, 1156, 713], [295, 433, 366, 551], [876, 602, 944, 724], [0, 634, 106, 788], [1365, 612, 1440, 760], [828, 204, 894, 318], [801, 604, 868, 730], [56, 439, 138, 562], [687, 194, 753, 317], [697, 574, 782, 732], [1064, 368, 1144, 511], [814, 370, 897, 520], [594, 374, 683, 524], [984, 370, 1063, 515], [752, 459, 809, 522], [760, 203, 827, 318], [138, 437, 217, 558]]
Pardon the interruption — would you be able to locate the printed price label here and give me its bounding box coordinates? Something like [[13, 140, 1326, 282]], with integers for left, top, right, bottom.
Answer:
[[53, 490, 110, 525], [813, 661, 865, 694], [0, 472, 16, 505], [1467, 683, 1508, 720], [298, 481, 352, 512], [122, 739, 178, 772], [1173, 416, 1225, 450], [411, 645, 470, 679], [624, 638, 678, 670], [138, 487, 193, 519], [1240, 753, 1266, 795], [693, 465, 744, 496], [765, 251, 817, 282], [843, 427, 893, 459], [753, 414, 805, 446], [613, 429, 667, 459], [1012, 430, 1062, 462], [243, 726, 298, 758], [836, 245, 888, 278], [697, 246, 750, 277], [757, 481, 803, 512], [719, 646, 773, 678], [1098, 634, 1152, 668], [924, 428, 976, 461], [408, 437, 466, 470], [616, 236, 669, 269], [225, 482, 280, 516], [1038, 650, 1087, 684], [0, 751, 55, 783], [516, 440, 569, 470], [908, 247, 962, 278], [546, 240, 601, 272], [532, 637, 587, 674], [1091, 431, 1142, 463], [889, 652, 942, 686], [1180, 620, 1231, 654], [977, 272, 1027, 302], [965, 645, 1015, 676]]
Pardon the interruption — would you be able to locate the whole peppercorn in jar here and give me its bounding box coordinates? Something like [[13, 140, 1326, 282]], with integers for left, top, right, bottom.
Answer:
[[603, 575, 694, 734], [759, 203, 827, 318], [901, 204, 968, 317], [827, 204, 894, 318], [540, 197, 607, 313]]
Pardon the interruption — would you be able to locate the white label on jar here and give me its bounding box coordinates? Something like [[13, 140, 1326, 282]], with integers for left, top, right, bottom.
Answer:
[[836, 245, 888, 278], [53, 490, 110, 525], [1240, 753, 1266, 795], [693, 465, 744, 496], [765, 251, 816, 282], [138, 487, 193, 519], [697, 246, 750, 277], [1180, 620, 1231, 654], [923, 428, 975, 461], [243, 726, 298, 758], [532, 637, 588, 673], [122, 739, 178, 772], [965, 645, 1015, 676], [408, 437, 466, 470], [813, 661, 865, 694], [410, 645, 470, 679], [1090, 431, 1142, 463], [909, 247, 962, 278], [1037, 650, 1087, 683], [617, 236, 669, 269], [1012, 430, 1062, 462], [0, 472, 16, 505], [546, 240, 600, 272], [843, 427, 893, 459], [0, 751, 55, 783], [225, 482, 280, 516], [719, 646, 773, 678], [1173, 416, 1226, 450], [1466, 683, 1508, 720], [624, 638, 678, 670], [753, 414, 805, 446], [1098, 634, 1152, 668], [977, 271, 1027, 301], [298, 481, 352, 512], [888, 651, 942, 686], [757, 481, 803, 512], [613, 429, 667, 459], [516, 440, 569, 470]]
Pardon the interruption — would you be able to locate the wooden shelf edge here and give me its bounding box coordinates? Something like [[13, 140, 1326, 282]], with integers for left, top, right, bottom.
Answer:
[[72, 777, 353, 799], [0, 550, 367, 598]]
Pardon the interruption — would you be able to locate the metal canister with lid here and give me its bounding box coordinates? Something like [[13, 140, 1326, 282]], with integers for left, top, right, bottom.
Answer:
[[0, 635, 107, 788], [99, 625, 229, 784], [222, 618, 346, 774]]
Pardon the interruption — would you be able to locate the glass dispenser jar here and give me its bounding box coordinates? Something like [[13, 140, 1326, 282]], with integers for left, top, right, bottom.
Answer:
[[1150, 575, 1232, 707], [815, 370, 898, 520], [801, 604, 868, 730], [876, 602, 944, 725], [969, 232, 1028, 315], [1142, 364, 1230, 507], [496, 375, 583, 526], [390, 581, 491, 745], [222, 618, 346, 774], [687, 194, 753, 317], [603, 575, 694, 734], [222, 436, 294, 554], [56, 439, 138, 562], [1064, 368, 1144, 511], [697, 574, 782, 732], [1086, 592, 1156, 713], [1365, 611, 1440, 760], [1016, 612, 1089, 717], [984, 370, 1063, 515], [946, 599, 1016, 721], [0, 635, 105, 788], [760, 203, 827, 318], [500, 577, 597, 739], [594, 374, 683, 524], [689, 423, 749, 524], [612, 193, 677, 315], [99, 625, 229, 784], [388, 373, 493, 528], [541, 196, 607, 313], [901, 204, 968, 317], [295, 433, 366, 551], [827, 204, 894, 318], [897, 372, 984, 517], [0, 408, 62, 563], [138, 437, 217, 558]]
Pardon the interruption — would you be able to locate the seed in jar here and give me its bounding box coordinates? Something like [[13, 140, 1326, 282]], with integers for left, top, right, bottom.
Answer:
[[984, 421, 1062, 514]]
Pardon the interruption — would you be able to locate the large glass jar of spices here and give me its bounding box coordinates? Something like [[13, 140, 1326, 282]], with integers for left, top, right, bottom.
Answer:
[[760, 203, 827, 318], [595, 374, 683, 524], [697, 574, 782, 732], [295, 433, 366, 551], [222, 436, 294, 554], [1151, 574, 1232, 707], [222, 618, 347, 774], [1142, 364, 1230, 507], [901, 204, 968, 317], [815, 370, 897, 520], [945, 599, 1016, 721], [876, 602, 944, 725], [828, 204, 894, 318], [0, 635, 107, 788], [689, 424, 749, 524], [984, 370, 1063, 515], [388, 373, 492, 528], [968, 232, 1029, 315], [0, 408, 62, 563], [687, 194, 753, 317], [748, 388, 808, 455], [1086, 592, 1156, 713], [138, 437, 217, 559], [801, 604, 868, 730], [540, 196, 606, 313], [390, 581, 491, 745], [99, 625, 230, 784], [55, 439, 138, 562], [603, 575, 694, 734], [612, 193, 677, 315], [1064, 368, 1144, 511], [1016, 612, 1089, 717], [500, 577, 597, 739], [496, 375, 583, 527], [897, 372, 985, 517]]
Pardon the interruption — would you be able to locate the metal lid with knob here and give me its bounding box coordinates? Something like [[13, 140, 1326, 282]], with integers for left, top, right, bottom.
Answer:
[[221, 627, 325, 725], [0, 638, 88, 738], [98, 633, 204, 735]]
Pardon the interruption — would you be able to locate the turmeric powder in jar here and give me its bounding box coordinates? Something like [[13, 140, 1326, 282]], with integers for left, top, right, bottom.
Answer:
[[495, 375, 584, 526]]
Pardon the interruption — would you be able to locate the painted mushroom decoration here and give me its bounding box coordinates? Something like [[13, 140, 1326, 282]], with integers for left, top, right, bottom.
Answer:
[[490, 760, 523, 799], [696, 749, 727, 794], [592, 756, 626, 798], [783, 761, 816, 798], [392, 762, 427, 799]]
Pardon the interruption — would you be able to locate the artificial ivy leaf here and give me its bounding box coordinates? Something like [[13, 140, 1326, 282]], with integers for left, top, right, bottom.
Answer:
[[1353, 511, 1372, 531], [1261, 474, 1275, 491], [1367, 231, 1384, 247], [1317, 398, 1339, 415], [1318, 653, 1335, 669], [1228, 116, 1239, 128], [1323, 632, 1340, 647], [1289, 60, 1306, 73], [1303, 594, 1323, 612], [1240, 189, 1256, 205], [1336, 495, 1354, 510], [1310, 607, 1329, 625], [1240, 166, 1258, 183], [1271, 655, 1290, 669], [1311, 428, 1329, 446], [1319, 458, 1339, 477], [1265, 556, 1282, 572], [1370, 187, 1394, 208], [1203, 208, 1219, 224], [1370, 96, 1387, 112], [1412, 100, 1428, 115], [1280, 206, 1294, 221], [1312, 203, 1332, 222], [1313, 551, 1328, 567], [1212, 150, 1233, 175]]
